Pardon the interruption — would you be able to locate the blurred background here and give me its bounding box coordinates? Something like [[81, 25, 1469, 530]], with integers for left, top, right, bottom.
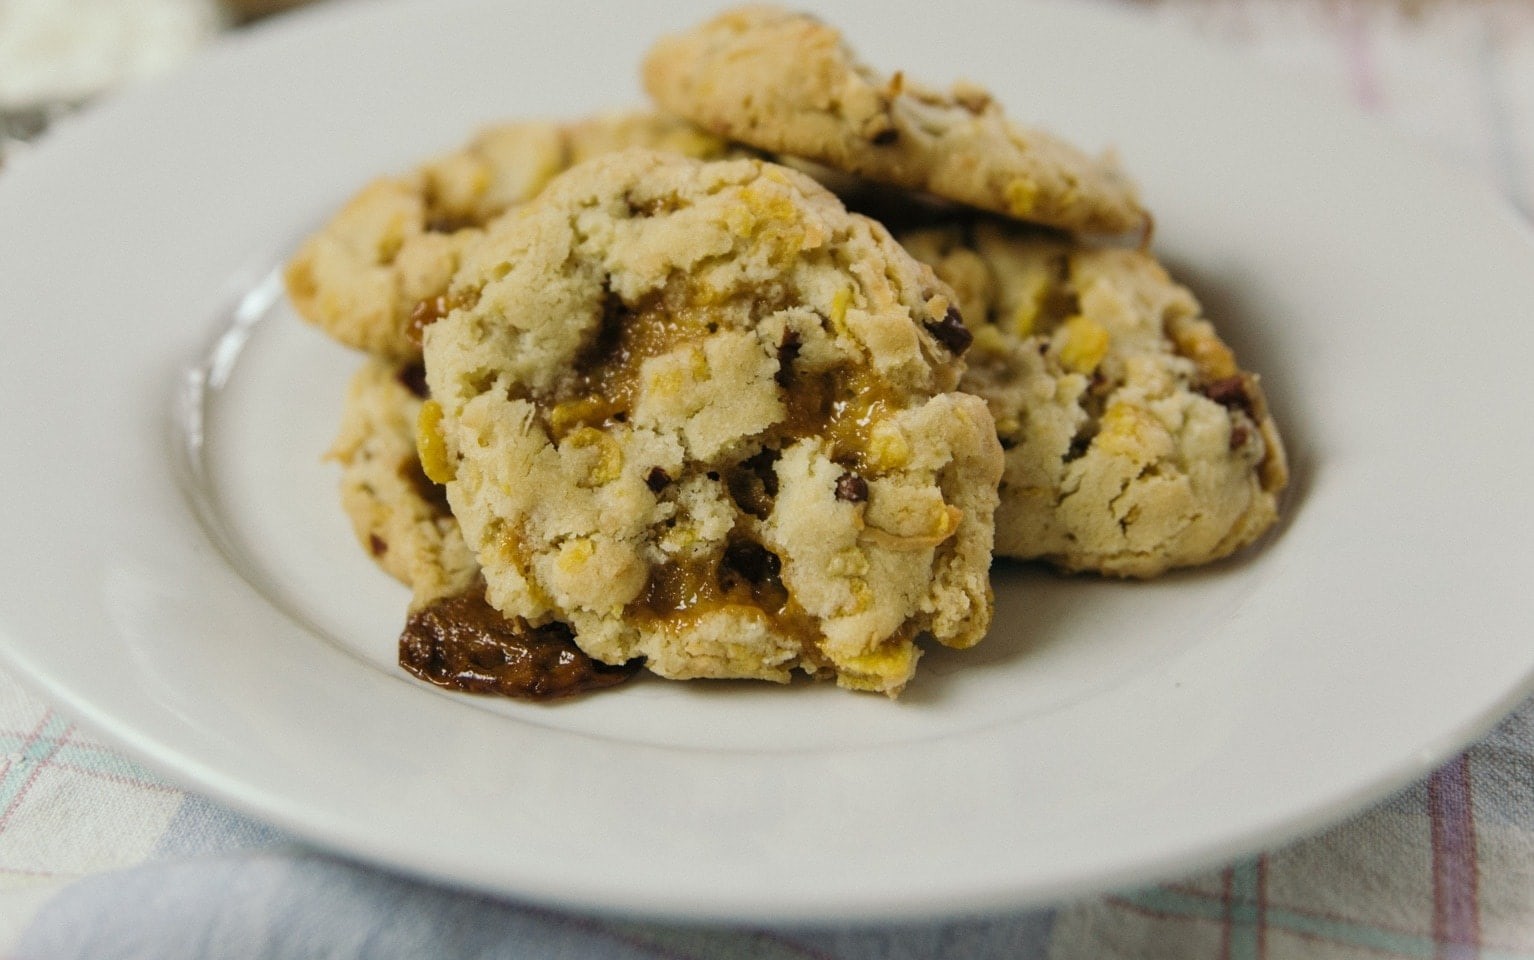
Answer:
[[3, 0, 1531, 216], [0, 0, 298, 158]]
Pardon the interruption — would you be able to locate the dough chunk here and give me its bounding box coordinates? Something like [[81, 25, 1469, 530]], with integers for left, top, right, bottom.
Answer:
[[285, 113, 740, 361], [421, 150, 1002, 695], [643, 6, 1148, 236], [328, 359, 478, 607], [902, 222, 1286, 577]]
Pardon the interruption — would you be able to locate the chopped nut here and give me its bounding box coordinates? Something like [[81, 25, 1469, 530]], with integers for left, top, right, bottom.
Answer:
[[1172, 325, 1238, 380], [1201, 375, 1255, 416], [924, 304, 973, 355], [835, 472, 869, 503]]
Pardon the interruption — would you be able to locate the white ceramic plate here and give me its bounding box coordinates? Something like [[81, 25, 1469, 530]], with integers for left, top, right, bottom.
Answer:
[[1, 0, 1532, 924]]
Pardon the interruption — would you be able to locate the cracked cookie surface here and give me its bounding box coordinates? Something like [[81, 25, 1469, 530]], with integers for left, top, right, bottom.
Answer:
[[900, 222, 1286, 577], [284, 112, 739, 361], [420, 149, 1002, 695], [643, 5, 1148, 237]]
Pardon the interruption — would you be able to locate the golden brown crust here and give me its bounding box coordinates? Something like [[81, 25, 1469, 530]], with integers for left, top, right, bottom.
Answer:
[[901, 222, 1285, 577], [328, 359, 480, 607], [422, 150, 1002, 695], [643, 6, 1148, 236], [284, 113, 741, 361]]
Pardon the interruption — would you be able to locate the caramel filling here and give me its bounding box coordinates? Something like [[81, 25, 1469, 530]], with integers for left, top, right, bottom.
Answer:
[[399, 584, 640, 700], [407, 289, 477, 349], [628, 536, 822, 665], [546, 285, 716, 438], [775, 365, 904, 472], [535, 280, 912, 660]]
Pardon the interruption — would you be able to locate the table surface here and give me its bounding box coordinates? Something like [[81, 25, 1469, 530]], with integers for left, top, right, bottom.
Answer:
[[0, 1, 1531, 958]]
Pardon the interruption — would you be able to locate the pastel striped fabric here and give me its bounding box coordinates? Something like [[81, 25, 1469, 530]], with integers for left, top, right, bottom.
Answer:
[[1, 1, 1531, 957]]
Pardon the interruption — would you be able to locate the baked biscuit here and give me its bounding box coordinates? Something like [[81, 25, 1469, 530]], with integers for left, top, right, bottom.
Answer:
[[900, 222, 1286, 577], [328, 359, 479, 608], [285, 113, 739, 361], [643, 6, 1147, 236], [420, 150, 1002, 695]]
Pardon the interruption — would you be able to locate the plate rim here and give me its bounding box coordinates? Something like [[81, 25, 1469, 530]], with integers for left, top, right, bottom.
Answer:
[[1, 0, 1533, 923]]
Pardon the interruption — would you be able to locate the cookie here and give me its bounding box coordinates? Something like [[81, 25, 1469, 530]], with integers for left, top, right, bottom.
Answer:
[[642, 6, 1148, 237], [284, 113, 740, 361], [419, 149, 1002, 696], [900, 222, 1286, 577], [328, 358, 480, 608]]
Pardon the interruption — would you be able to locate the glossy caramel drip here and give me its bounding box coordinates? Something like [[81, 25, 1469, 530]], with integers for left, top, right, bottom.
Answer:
[[628, 537, 821, 650], [407, 289, 477, 349], [400, 586, 639, 700], [776, 366, 904, 472], [550, 286, 714, 434]]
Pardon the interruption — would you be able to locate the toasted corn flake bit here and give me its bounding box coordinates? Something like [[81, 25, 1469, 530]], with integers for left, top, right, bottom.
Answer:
[[1095, 402, 1163, 458], [1005, 177, 1040, 216], [836, 640, 918, 693], [845, 578, 874, 614], [863, 504, 964, 552], [1005, 256, 1054, 338], [971, 324, 1011, 355], [493, 526, 553, 609], [556, 538, 596, 576], [829, 286, 852, 334], [748, 186, 797, 224], [724, 199, 755, 236], [1011, 300, 1038, 338], [549, 395, 620, 439], [646, 367, 686, 400], [726, 185, 797, 238], [567, 427, 623, 486], [826, 548, 870, 578], [416, 400, 454, 483], [1058, 314, 1110, 374], [866, 420, 911, 471]]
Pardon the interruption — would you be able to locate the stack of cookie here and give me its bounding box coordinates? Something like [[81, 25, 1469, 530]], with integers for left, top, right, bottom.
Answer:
[[289, 6, 1287, 699]]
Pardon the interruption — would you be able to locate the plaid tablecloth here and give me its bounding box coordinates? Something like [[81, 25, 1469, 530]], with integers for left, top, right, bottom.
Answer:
[[1, 1, 1531, 957]]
